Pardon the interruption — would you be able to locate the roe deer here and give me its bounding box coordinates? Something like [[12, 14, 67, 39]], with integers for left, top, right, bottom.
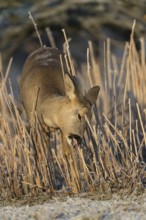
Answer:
[[20, 47, 100, 156]]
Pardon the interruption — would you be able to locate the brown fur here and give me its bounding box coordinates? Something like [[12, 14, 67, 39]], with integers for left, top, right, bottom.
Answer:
[[20, 47, 100, 155]]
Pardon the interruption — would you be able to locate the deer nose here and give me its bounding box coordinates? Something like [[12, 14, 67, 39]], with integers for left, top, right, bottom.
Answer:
[[78, 113, 82, 121], [68, 134, 82, 145]]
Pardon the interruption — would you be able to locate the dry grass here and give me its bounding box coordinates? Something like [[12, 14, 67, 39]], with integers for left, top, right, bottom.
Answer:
[[0, 28, 146, 200]]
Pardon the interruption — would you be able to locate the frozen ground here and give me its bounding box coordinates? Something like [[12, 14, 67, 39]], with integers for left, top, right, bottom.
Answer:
[[0, 191, 146, 220]]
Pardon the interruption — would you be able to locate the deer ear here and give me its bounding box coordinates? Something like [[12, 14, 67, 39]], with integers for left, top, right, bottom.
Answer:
[[64, 74, 76, 99], [85, 86, 100, 105]]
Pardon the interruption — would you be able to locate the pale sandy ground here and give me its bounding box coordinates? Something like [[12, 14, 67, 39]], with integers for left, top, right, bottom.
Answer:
[[0, 192, 146, 220]]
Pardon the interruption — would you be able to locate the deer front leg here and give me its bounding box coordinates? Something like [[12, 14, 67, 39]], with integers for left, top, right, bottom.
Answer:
[[61, 134, 80, 193]]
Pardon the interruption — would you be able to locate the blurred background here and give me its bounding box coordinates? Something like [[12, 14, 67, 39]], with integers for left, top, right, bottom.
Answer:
[[0, 0, 146, 99]]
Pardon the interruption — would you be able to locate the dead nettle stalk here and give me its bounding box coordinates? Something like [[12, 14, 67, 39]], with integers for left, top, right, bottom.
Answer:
[[0, 25, 146, 199]]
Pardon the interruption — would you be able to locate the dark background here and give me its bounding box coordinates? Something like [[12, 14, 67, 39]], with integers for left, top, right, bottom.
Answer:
[[0, 0, 146, 99]]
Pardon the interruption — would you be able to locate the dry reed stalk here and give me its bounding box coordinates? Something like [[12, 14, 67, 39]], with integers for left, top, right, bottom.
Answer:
[[28, 11, 43, 47], [87, 48, 93, 87], [0, 24, 146, 199], [66, 56, 71, 76], [103, 41, 108, 115], [45, 27, 56, 48], [88, 41, 102, 87], [128, 99, 132, 161], [107, 38, 112, 89], [1, 58, 13, 91], [117, 43, 129, 87], [136, 103, 146, 146], [62, 29, 76, 76]]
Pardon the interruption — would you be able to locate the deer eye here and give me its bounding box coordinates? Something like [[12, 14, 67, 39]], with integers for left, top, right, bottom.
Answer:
[[78, 113, 82, 121]]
